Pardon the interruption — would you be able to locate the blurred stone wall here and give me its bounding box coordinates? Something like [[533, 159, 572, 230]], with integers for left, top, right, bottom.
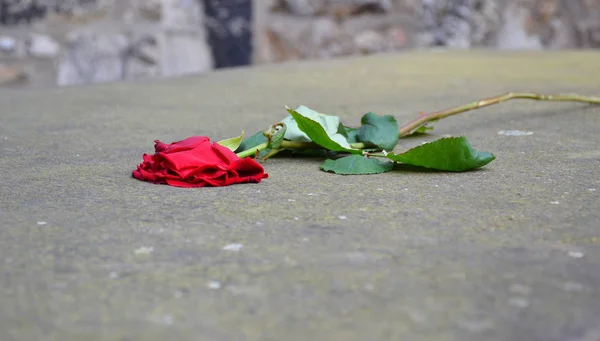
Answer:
[[0, 0, 213, 87], [258, 0, 600, 63], [1, 0, 599, 88]]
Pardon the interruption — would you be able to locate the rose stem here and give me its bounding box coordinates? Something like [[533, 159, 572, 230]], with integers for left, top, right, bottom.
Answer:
[[398, 92, 600, 137], [236, 142, 268, 158]]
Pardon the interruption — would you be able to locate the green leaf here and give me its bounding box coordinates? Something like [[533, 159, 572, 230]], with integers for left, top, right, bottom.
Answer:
[[358, 112, 399, 151], [387, 136, 495, 171], [266, 123, 287, 149], [286, 107, 360, 154], [343, 126, 361, 144], [235, 130, 267, 153], [321, 155, 394, 175], [281, 106, 354, 149], [217, 131, 244, 151]]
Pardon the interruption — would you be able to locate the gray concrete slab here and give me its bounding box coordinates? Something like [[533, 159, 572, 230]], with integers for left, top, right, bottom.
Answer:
[[1, 50, 600, 341]]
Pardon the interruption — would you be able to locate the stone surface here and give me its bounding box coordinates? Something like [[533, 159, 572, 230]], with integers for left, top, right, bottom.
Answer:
[[1, 50, 600, 341]]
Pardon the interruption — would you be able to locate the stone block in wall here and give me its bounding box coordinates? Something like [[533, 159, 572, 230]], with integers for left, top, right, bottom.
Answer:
[[0, 63, 27, 85], [56, 31, 129, 86], [25, 33, 60, 58], [266, 13, 356, 61], [275, 0, 393, 16], [159, 0, 213, 77]]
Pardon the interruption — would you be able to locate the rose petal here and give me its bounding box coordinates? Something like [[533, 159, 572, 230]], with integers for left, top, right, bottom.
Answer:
[[133, 136, 268, 187]]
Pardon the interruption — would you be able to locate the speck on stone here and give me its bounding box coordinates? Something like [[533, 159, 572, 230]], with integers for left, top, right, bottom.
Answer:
[[109, 272, 119, 279], [338, 215, 347, 220], [208, 280, 222, 289], [497, 130, 534, 136], [568, 251, 584, 258], [293, 217, 299, 221], [550, 201, 560, 205], [36, 221, 47, 225], [508, 297, 530, 308], [223, 243, 243, 251], [134, 246, 154, 254], [163, 315, 174, 325]]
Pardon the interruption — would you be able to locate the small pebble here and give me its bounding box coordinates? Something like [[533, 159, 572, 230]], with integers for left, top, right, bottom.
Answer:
[[163, 315, 174, 325], [256, 221, 263, 226], [134, 246, 154, 254], [223, 243, 243, 251], [288, 199, 295, 202], [338, 215, 347, 220], [109, 272, 119, 279], [36, 221, 47, 225], [550, 201, 560, 205], [208, 280, 222, 290], [508, 297, 529, 308], [293, 217, 299, 221], [307, 193, 316, 196], [568, 251, 584, 258], [497, 130, 533, 136], [377, 188, 383, 191]]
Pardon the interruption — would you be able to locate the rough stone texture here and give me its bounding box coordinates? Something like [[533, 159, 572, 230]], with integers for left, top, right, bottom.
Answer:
[[0, 0, 213, 87], [2, 0, 600, 87], [56, 31, 129, 86], [159, 0, 213, 77], [1, 50, 600, 341], [262, 0, 600, 63]]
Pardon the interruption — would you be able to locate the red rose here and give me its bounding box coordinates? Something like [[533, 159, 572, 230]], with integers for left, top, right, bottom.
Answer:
[[132, 136, 268, 187]]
